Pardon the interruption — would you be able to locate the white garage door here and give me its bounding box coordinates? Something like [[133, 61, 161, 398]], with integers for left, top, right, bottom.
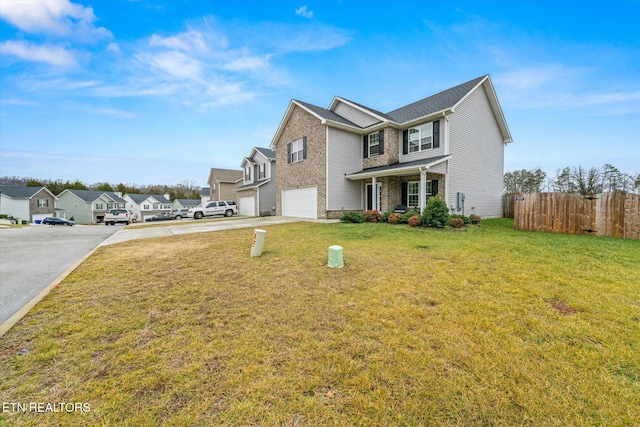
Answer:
[[282, 187, 318, 219], [32, 213, 49, 224], [239, 196, 255, 216]]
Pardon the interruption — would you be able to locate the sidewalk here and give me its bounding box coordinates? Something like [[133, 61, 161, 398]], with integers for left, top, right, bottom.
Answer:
[[100, 216, 338, 246]]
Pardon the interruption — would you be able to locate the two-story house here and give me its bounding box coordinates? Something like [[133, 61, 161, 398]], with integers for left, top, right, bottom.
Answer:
[[270, 75, 512, 219], [207, 168, 243, 203], [236, 147, 277, 216], [123, 194, 172, 222], [56, 189, 127, 224], [0, 185, 57, 224]]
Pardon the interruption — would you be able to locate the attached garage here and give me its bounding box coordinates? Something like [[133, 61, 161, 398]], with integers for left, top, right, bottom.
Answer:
[[282, 187, 317, 219], [239, 196, 256, 216]]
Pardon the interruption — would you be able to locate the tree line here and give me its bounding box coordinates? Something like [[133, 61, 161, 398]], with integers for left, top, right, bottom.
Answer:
[[504, 164, 640, 195], [0, 176, 202, 201]]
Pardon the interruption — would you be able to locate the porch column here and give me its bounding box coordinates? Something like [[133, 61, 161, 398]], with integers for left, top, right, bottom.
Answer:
[[372, 176, 378, 211], [419, 168, 427, 212]]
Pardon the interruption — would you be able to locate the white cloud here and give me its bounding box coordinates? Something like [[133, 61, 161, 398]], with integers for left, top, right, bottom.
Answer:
[[137, 50, 204, 81], [0, 40, 78, 67], [0, 0, 112, 41], [149, 29, 211, 53], [295, 6, 314, 19]]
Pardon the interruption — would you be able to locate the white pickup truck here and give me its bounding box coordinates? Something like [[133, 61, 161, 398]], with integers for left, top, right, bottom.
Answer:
[[104, 209, 135, 225], [188, 200, 238, 219]]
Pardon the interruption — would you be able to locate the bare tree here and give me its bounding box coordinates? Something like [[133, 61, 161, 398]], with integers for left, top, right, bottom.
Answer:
[[503, 168, 547, 194]]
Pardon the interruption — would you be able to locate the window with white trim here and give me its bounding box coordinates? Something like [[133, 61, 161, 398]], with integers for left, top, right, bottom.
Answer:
[[259, 163, 266, 179], [408, 122, 433, 153], [290, 138, 304, 163], [407, 180, 433, 207], [143, 204, 150, 210], [95, 203, 104, 210], [245, 165, 251, 181], [368, 132, 380, 156]]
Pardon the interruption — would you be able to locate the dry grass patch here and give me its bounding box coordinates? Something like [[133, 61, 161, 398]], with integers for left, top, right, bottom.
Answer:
[[1, 219, 639, 425]]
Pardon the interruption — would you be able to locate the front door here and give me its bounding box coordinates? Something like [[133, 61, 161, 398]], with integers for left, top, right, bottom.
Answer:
[[366, 183, 382, 211]]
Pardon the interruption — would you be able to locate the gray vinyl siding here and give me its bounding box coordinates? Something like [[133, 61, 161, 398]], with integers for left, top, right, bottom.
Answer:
[[399, 119, 445, 163], [333, 102, 380, 128], [447, 86, 504, 217], [56, 192, 94, 224], [259, 162, 277, 215], [327, 127, 362, 210]]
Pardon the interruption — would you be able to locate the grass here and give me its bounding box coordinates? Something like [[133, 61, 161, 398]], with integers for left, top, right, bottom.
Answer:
[[1, 219, 639, 426]]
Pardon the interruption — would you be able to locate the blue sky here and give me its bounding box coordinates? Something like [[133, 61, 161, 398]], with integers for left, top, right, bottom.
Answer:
[[1, 0, 638, 188]]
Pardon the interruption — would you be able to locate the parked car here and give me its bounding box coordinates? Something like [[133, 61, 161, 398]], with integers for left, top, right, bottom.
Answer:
[[145, 213, 171, 222], [42, 217, 75, 226], [188, 200, 238, 219], [104, 209, 134, 226], [168, 208, 189, 220]]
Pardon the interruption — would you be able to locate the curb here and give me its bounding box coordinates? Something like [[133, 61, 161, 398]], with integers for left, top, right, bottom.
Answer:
[[0, 229, 120, 337]]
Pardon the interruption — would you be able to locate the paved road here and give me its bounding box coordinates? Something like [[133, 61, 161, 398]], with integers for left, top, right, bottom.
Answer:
[[0, 225, 119, 326]]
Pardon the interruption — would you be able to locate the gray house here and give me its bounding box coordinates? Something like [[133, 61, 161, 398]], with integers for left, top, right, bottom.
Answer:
[[56, 189, 126, 224], [236, 147, 277, 216], [0, 185, 57, 223], [123, 194, 172, 222], [270, 75, 512, 219]]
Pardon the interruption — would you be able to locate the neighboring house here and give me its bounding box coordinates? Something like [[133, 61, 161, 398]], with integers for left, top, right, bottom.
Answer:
[[199, 188, 210, 204], [270, 75, 512, 219], [0, 185, 57, 223], [56, 189, 126, 224], [208, 168, 243, 203], [172, 198, 201, 210], [236, 147, 277, 216], [123, 194, 172, 222]]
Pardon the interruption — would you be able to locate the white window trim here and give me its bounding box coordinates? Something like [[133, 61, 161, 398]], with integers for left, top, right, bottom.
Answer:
[[408, 122, 433, 153], [290, 138, 304, 163], [368, 132, 380, 157], [407, 180, 433, 207]]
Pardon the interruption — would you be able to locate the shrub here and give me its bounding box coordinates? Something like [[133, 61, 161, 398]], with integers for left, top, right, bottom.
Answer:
[[469, 214, 481, 225], [449, 217, 465, 228], [422, 195, 450, 228], [340, 211, 365, 223], [387, 213, 401, 224], [450, 214, 471, 225], [408, 215, 422, 227], [364, 210, 382, 223], [382, 209, 395, 222], [400, 210, 419, 224]]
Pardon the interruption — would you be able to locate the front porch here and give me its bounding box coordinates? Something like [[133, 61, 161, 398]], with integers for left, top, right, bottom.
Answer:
[[346, 155, 450, 213]]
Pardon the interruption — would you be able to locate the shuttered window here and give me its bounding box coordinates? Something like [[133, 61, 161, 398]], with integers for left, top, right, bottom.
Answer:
[[403, 120, 440, 154], [288, 137, 307, 163]]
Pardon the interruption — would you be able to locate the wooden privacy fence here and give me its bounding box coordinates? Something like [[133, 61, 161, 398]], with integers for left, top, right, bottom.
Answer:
[[513, 192, 640, 239]]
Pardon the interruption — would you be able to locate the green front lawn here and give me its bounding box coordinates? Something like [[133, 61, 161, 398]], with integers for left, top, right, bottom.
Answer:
[[1, 219, 639, 425]]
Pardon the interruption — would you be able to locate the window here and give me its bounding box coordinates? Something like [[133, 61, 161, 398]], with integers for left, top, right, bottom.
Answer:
[[368, 132, 380, 156], [407, 180, 434, 207], [143, 204, 150, 210], [288, 137, 306, 163], [37, 199, 49, 207], [408, 123, 432, 153], [95, 203, 104, 210], [245, 165, 251, 181], [153, 204, 160, 209], [259, 163, 266, 179]]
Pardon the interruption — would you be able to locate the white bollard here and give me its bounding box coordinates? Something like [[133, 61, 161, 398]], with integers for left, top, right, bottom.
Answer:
[[327, 245, 344, 268], [250, 229, 267, 257]]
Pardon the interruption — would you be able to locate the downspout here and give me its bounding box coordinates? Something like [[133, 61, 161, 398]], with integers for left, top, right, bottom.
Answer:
[[443, 111, 451, 209]]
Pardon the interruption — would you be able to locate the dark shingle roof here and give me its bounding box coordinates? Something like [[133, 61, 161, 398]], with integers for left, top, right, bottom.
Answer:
[[0, 185, 45, 198], [176, 199, 201, 207], [63, 189, 125, 202], [210, 168, 243, 183], [294, 100, 361, 128], [386, 76, 486, 123], [255, 147, 275, 159], [236, 179, 271, 191], [346, 155, 451, 177]]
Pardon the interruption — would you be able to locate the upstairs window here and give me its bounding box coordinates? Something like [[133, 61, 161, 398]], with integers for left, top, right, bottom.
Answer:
[[245, 165, 251, 181], [37, 198, 49, 207], [403, 120, 440, 155], [259, 163, 266, 179], [288, 137, 307, 163], [368, 132, 380, 156]]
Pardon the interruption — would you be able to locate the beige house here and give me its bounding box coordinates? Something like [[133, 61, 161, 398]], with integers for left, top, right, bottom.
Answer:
[[270, 75, 512, 219], [207, 168, 243, 203]]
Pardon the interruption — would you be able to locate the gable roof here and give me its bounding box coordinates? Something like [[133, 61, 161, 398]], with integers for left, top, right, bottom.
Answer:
[[209, 168, 243, 184], [59, 189, 125, 203], [126, 193, 170, 204], [270, 74, 512, 147], [0, 185, 56, 199], [255, 147, 275, 159]]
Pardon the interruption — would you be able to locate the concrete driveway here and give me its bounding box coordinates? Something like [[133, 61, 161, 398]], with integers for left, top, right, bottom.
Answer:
[[0, 224, 118, 332]]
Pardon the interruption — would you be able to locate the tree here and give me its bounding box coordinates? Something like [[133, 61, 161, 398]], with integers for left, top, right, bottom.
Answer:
[[503, 168, 546, 194], [25, 178, 44, 187], [570, 165, 602, 195], [95, 182, 114, 192]]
